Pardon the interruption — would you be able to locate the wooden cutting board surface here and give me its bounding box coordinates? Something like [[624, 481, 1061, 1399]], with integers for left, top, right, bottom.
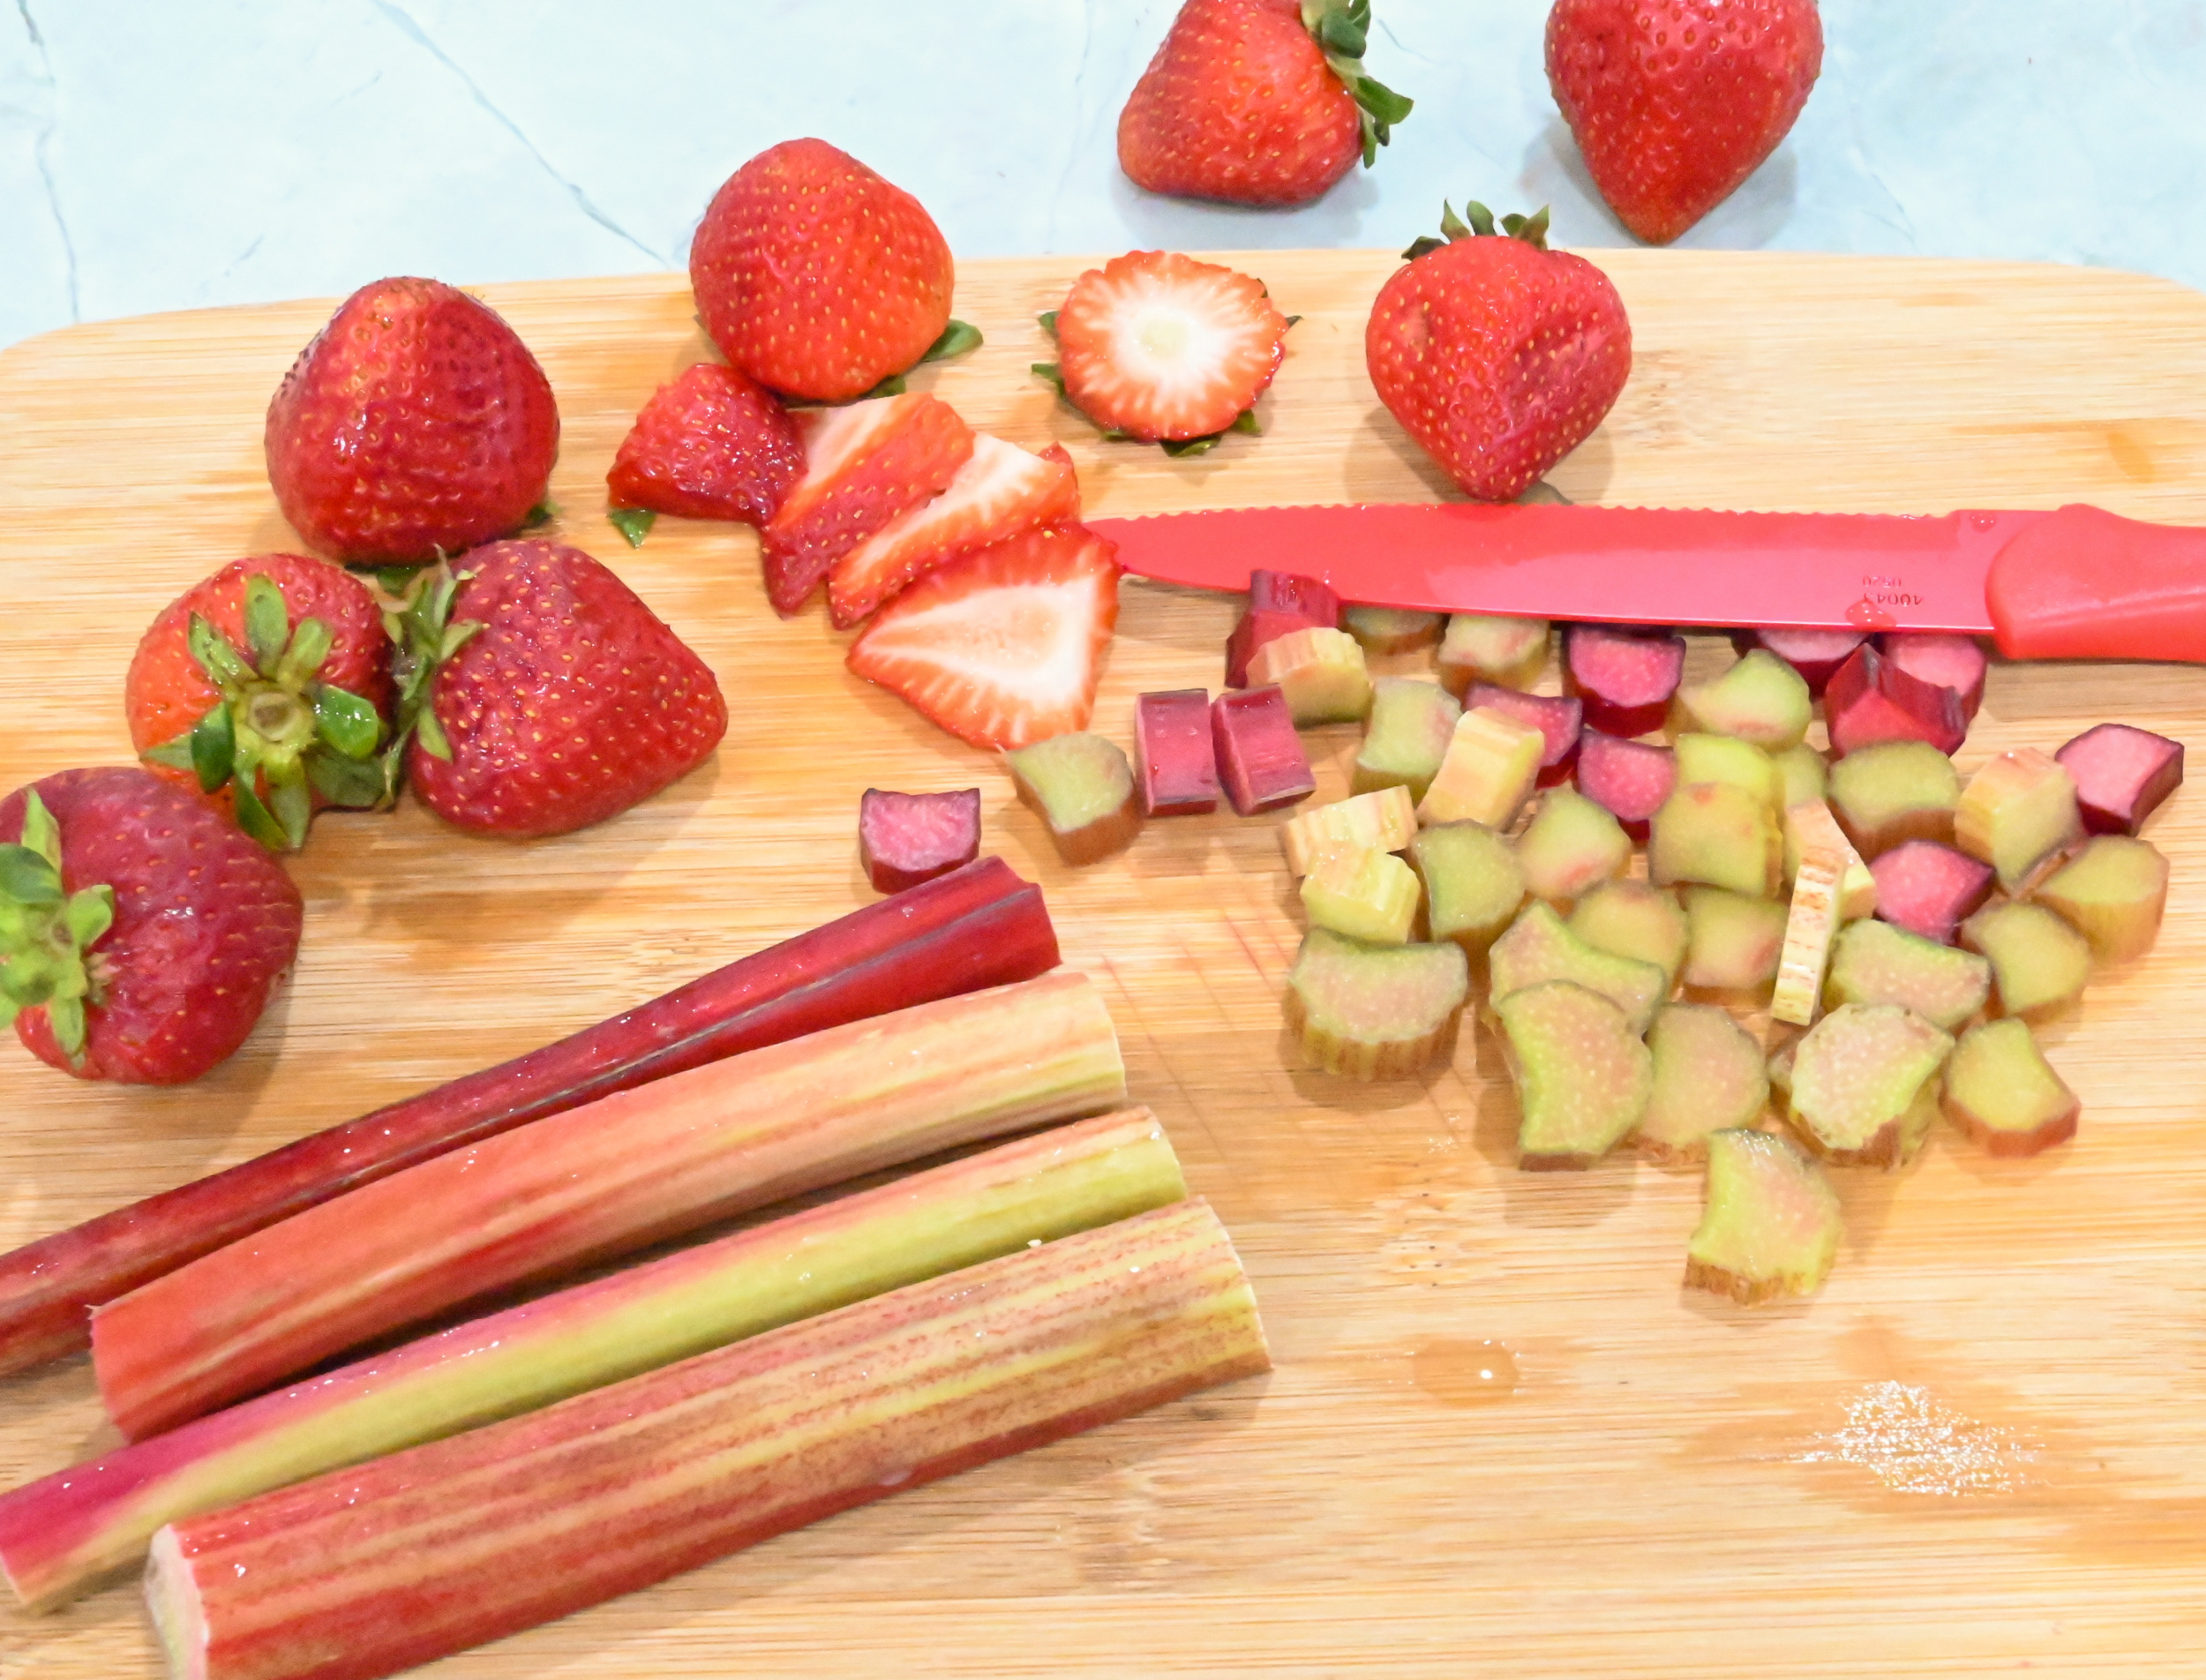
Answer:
[[4, 250, 2206, 1679]]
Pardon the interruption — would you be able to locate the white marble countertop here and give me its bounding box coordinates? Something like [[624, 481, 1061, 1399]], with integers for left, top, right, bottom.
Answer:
[[4, 1, 2204, 353]]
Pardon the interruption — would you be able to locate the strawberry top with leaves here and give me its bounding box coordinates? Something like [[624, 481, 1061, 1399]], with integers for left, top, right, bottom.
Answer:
[[689, 139, 957, 405], [126, 554, 394, 851], [265, 277, 561, 566], [397, 541, 727, 839], [0, 769, 303, 1084], [1118, 0, 1411, 206], [1365, 202, 1632, 503], [1546, 0, 1823, 246]]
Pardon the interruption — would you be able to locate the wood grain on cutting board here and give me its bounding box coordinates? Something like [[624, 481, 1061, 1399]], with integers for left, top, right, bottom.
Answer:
[[4, 250, 2206, 1679]]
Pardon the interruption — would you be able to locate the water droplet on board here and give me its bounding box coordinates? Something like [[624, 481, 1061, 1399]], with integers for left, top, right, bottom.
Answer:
[[1411, 1339, 1519, 1406]]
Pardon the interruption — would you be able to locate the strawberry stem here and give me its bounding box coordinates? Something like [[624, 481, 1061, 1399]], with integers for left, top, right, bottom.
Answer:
[[1302, 0, 1412, 166], [0, 791, 116, 1066], [607, 506, 656, 549]]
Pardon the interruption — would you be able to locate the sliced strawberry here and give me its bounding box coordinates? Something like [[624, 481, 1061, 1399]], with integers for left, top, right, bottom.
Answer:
[[846, 525, 1122, 750], [827, 437, 1080, 629], [759, 393, 975, 616], [1055, 251, 1288, 442], [604, 361, 804, 527]]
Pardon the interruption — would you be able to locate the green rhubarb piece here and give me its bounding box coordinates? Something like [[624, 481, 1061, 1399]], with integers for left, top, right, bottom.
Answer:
[[1352, 678, 1461, 802], [1783, 797, 1878, 919], [1771, 846, 1846, 1028], [1285, 927, 1468, 1081], [1773, 743, 1829, 810], [1437, 613, 1549, 695], [1497, 980, 1654, 1169], [1649, 782, 1781, 899], [1675, 650, 1812, 751], [1489, 900, 1668, 1035], [1824, 917, 1991, 1031], [1955, 747, 2084, 890], [1281, 785, 1418, 875], [1247, 626, 1374, 724], [1960, 900, 2090, 1020], [1633, 1003, 1770, 1163], [1004, 732, 1140, 865], [1828, 739, 1962, 858], [1301, 847, 1421, 945], [1411, 821, 1525, 954], [1681, 886, 1789, 996], [1343, 606, 1444, 655], [2032, 834, 2169, 963], [1569, 880, 1688, 991], [1417, 705, 1544, 829], [1674, 733, 1781, 810], [1685, 1129, 1842, 1303], [1942, 1017, 2080, 1157], [1515, 784, 1632, 904], [1787, 1001, 1953, 1168]]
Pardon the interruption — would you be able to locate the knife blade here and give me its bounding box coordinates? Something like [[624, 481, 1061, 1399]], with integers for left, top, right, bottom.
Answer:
[[1084, 500, 2206, 664]]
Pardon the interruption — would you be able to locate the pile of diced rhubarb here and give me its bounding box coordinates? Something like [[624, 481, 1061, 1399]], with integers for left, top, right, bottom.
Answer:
[[1029, 573, 2179, 1307]]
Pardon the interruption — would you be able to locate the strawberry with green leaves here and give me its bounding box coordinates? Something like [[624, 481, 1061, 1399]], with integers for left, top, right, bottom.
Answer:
[[126, 554, 394, 851], [1118, 0, 1411, 206], [0, 769, 303, 1084], [1365, 202, 1632, 503]]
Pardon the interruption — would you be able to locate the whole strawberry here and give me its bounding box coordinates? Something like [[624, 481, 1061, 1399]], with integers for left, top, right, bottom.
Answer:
[[125, 554, 394, 849], [1118, 0, 1411, 206], [1547, 0, 1823, 245], [1365, 203, 1632, 503], [398, 541, 727, 838], [266, 277, 561, 565], [690, 139, 955, 404], [0, 769, 303, 1084], [604, 361, 805, 534]]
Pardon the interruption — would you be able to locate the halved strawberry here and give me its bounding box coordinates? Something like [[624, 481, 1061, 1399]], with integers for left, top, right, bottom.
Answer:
[[826, 437, 1080, 629], [759, 393, 975, 616], [1054, 251, 1289, 442], [846, 525, 1122, 750]]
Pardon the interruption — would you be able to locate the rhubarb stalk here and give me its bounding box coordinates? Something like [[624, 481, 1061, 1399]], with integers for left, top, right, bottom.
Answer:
[[146, 1202, 1269, 1680], [0, 1109, 1182, 1610], [0, 857, 1057, 1375], [94, 971, 1125, 1440]]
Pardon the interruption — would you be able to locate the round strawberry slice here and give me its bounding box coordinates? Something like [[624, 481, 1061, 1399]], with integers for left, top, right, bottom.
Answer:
[[1054, 251, 1289, 443], [605, 361, 805, 529], [0, 769, 303, 1084]]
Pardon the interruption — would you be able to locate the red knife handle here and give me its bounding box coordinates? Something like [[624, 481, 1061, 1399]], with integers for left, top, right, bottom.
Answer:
[[1985, 504, 2206, 663]]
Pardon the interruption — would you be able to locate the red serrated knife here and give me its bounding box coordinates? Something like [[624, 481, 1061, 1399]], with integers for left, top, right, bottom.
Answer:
[[1085, 500, 2206, 663]]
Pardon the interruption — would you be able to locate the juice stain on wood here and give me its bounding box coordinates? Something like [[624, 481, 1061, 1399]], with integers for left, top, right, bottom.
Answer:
[[1411, 1339, 1519, 1406]]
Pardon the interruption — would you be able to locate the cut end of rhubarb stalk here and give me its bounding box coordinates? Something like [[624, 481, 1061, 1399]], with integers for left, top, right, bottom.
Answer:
[[1787, 1002, 1953, 1169], [1961, 900, 2090, 1020], [858, 788, 982, 895], [1489, 900, 1668, 1037], [1771, 848, 1844, 1029], [1877, 633, 1989, 722], [1772, 744, 1829, 812], [1497, 981, 1654, 1170], [1226, 568, 1341, 687], [1352, 678, 1461, 803], [1211, 686, 1315, 814], [1417, 705, 1544, 829], [1005, 731, 1142, 866], [1675, 649, 1812, 751], [1826, 916, 1991, 1031], [2055, 723, 2184, 836], [1301, 847, 1421, 946], [1284, 928, 1467, 1081], [1681, 885, 1788, 999], [1684, 1129, 1842, 1304], [1564, 625, 1686, 739], [1134, 688, 1220, 817], [1634, 1003, 1770, 1163], [1942, 1017, 2079, 1157], [1460, 684, 1583, 787], [1343, 605, 1443, 655], [1955, 748, 2083, 892], [1515, 785, 1632, 905], [1674, 732, 1781, 814], [1246, 626, 1372, 725], [1569, 880, 1688, 992], [1829, 739, 1962, 859], [1649, 782, 1781, 900], [1281, 786, 1417, 876], [1741, 628, 1865, 698], [1438, 614, 1549, 695], [1868, 840, 1992, 945], [1411, 821, 1526, 955], [1574, 731, 1676, 842], [1824, 643, 1968, 758], [2033, 834, 2169, 964]]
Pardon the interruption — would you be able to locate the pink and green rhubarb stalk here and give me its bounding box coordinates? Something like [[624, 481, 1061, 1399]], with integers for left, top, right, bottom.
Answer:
[[94, 971, 1125, 1440], [0, 1109, 1182, 1610]]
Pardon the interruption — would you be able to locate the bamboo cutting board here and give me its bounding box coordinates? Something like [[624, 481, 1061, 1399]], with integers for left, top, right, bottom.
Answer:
[[4, 250, 2206, 1680]]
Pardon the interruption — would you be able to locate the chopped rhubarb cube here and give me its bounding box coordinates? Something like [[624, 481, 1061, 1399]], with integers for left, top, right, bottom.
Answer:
[[858, 788, 981, 894], [1343, 605, 1443, 655], [1675, 649, 1812, 751], [1943, 1017, 2080, 1157], [1955, 747, 2083, 890], [1461, 682, 1583, 786], [1004, 732, 1141, 865], [1685, 1129, 1841, 1301], [2034, 835, 2169, 963], [1210, 686, 1315, 814], [1573, 731, 1676, 841], [1564, 625, 1686, 738], [1280, 786, 1418, 875], [1417, 706, 1543, 829], [1738, 628, 1865, 698], [1868, 840, 1994, 944], [1785, 1002, 1952, 1170], [1225, 569, 1341, 686], [2055, 723, 2185, 836], [1877, 633, 1989, 721], [1823, 643, 1967, 757], [1134, 689, 1219, 817], [1438, 614, 1550, 695], [1353, 679, 1460, 803], [1285, 928, 1467, 1080], [1498, 980, 1654, 1169], [1246, 626, 1373, 724]]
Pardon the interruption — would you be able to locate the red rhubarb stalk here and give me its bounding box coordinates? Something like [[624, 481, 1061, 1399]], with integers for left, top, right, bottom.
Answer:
[[0, 857, 1054, 1376], [146, 1201, 1268, 1680], [0, 1109, 1182, 1610], [93, 971, 1126, 1440]]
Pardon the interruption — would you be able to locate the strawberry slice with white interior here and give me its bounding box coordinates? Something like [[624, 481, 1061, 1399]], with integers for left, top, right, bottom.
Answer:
[[847, 525, 1122, 750], [1056, 251, 1288, 442], [827, 436, 1081, 629], [759, 392, 974, 616]]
